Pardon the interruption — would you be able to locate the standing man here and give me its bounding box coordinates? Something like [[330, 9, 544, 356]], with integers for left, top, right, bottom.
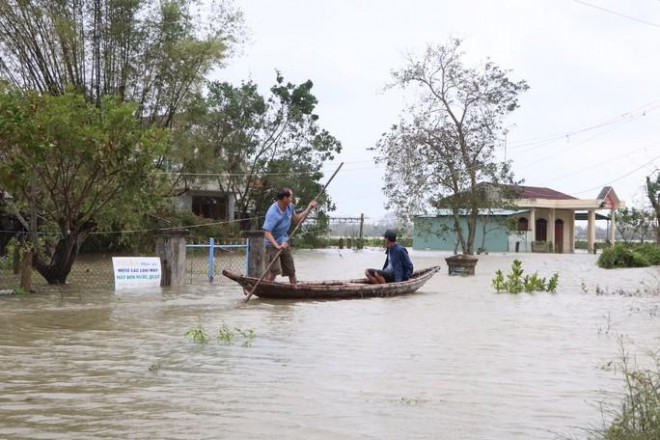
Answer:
[[365, 229, 414, 284], [262, 188, 317, 284]]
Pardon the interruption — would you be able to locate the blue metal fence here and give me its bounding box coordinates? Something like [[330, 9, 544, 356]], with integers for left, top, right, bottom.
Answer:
[[185, 237, 249, 283]]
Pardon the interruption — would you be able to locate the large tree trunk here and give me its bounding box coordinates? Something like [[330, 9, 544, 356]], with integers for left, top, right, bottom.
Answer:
[[450, 211, 468, 255], [32, 233, 82, 284]]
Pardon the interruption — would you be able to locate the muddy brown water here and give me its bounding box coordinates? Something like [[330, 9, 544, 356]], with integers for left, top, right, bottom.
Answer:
[[1, 249, 659, 439]]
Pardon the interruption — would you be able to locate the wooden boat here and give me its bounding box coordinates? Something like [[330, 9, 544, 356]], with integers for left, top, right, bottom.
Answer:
[[222, 266, 441, 300]]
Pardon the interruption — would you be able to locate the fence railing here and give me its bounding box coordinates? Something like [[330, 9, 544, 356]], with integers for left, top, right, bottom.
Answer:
[[185, 237, 248, 284], [0, 237, 249, 291]]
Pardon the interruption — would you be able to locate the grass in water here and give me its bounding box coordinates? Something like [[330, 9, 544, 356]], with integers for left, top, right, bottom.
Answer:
[[218, 322, 256, 347], [185, 324, 209, 344], [186, 322, 256, 347], [589, 348, 660, 440], [217, 322, 235, 344]]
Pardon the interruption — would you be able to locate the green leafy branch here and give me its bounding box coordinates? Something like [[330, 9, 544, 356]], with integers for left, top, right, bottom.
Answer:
[[492, 259, 558, 294]]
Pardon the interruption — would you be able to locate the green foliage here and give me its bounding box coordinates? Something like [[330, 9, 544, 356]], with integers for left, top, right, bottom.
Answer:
[[492, 259, 559, 294], [636, 243, 660, 265], [492, 270, 506, 292], [546, 273, 559, 293], [13, 287, 28, 295], [234, 326, 256, 348], [372, 38, 528, 254], [0, 0, 243, 124], [0, 238, 17, 270], [646, 172, 660, 244], [0, 87, 169, 283], [597, 243, 658, 269], [170, 74, 342, 232], [590, 352, 660, 440], [616, 207, 655, 244], [185, 324, 209, 344], [187, 322, 255, 347], [217, 322, 255, 347], [217, 322, 235, 343]]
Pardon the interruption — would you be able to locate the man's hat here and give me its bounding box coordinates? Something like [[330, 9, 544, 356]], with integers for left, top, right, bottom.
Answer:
[[383, 229, 397, 241]]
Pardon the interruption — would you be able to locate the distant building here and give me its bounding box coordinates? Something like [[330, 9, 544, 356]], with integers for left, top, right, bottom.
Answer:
[[413, 185, 623, 254], [172, 176, 236, 221]]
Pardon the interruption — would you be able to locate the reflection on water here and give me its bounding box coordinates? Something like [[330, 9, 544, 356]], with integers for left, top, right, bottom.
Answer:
[[1, 249, 659, 439]]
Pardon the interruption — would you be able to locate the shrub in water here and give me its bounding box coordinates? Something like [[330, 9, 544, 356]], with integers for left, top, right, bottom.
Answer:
[[636, 243, 660, 265], [492, 259, 559, 294], [598, 244, 651, 269]]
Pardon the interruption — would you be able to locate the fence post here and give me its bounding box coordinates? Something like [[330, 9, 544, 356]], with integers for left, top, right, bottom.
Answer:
[[358, 213, 364, 249], [12, 244, 20, 274], [208, 237, 215, 282], [244, 230, 265, 277], [20, 247, 32, 292], [156, 229, 190, 287]]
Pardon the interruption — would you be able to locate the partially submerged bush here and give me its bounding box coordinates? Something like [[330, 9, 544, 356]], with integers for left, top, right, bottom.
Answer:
[[597, 244, 660, 269], [492, 259, 559, 293]]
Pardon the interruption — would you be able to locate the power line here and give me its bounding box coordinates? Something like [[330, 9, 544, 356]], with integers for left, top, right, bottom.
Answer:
[[574, 0, 660, 29], [515, 122, 631, 170], [507, 99, 660, 152], [536, 140, 660, 185], [571, 152, 660, 195]]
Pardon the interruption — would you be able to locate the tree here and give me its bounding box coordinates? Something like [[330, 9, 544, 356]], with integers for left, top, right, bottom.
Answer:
[[0, 86, 168, 284], [646, 172, 660, 243], [0, 0, 243, 126], [372, 39, 529, 255], [0, 0, 244, 283], [170, 73, 342, 228], [615, 207, 653, 244]]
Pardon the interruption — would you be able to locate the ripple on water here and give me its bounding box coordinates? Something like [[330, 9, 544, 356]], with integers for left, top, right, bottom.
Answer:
[[0, 250, 658, 439]]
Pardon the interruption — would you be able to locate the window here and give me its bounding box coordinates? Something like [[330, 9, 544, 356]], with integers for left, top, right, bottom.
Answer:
[[192, 196, 227, 219], [535, 218, 547, 241], [517, 217, 529, 232]]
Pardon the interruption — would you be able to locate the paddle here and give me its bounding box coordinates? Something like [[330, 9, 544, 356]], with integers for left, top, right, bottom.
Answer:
[[245, 162, 344, 302]]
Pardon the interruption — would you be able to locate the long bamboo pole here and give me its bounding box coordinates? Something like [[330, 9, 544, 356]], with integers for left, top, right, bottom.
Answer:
[[245, 162, 344, 302]]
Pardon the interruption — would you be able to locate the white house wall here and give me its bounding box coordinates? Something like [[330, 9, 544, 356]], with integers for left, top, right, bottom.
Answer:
[[512, 209, 574, 253]]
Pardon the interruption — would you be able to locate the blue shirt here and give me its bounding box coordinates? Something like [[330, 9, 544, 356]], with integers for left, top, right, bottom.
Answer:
[[262, 202, 295, 246]]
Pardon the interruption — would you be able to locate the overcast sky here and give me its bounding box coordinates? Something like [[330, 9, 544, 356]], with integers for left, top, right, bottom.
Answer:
[[218, 0, 660, 221]]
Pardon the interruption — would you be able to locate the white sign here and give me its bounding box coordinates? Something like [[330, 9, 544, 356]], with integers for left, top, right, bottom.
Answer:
[[112, 257, 161, 289]]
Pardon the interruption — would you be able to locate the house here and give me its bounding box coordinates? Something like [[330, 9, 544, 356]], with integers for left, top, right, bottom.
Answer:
[[172, 175, 236, 221], [413, 185, 624, 253]]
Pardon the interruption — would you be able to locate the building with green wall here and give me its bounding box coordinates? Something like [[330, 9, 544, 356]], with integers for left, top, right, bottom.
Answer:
[[413, 210, 528, 252], [411, 186, 623, 254]]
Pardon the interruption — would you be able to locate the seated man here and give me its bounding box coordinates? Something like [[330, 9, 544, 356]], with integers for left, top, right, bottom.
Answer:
[[365, 229, 414, 284]]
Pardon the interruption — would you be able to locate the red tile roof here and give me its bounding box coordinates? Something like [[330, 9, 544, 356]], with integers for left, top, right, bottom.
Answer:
[[510, 185, 577, 200]]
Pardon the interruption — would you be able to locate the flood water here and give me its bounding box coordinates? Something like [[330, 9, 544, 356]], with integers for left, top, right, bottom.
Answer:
[[1, 249, 659, 440]]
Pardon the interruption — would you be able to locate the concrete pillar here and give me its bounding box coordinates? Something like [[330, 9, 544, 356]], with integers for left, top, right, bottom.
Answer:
[[609, 209, 616, 244], [156, 230, 189, 287], [587, 209, 596, 253], [529, 209, 536, 242], [244, 230, 265, 278], [548, 208, 556, 252], [569, 213, 575, 253]]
